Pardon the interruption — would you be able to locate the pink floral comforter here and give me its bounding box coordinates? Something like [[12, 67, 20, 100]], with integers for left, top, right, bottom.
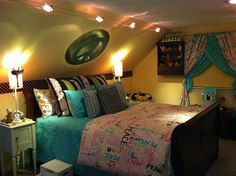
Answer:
[[78, 102, 205, 176]]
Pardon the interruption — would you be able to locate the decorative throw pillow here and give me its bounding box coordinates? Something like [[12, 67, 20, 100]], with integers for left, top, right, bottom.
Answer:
[[47, 77, 84, 116], [79, 75, 107, 88], [114, 81, 126, 103], [96, 81, 127, 106], [33, 89, 55, 117], [83, 90, 103, 118], [98, 86, 125, 114], [64, 90, 87, 118]]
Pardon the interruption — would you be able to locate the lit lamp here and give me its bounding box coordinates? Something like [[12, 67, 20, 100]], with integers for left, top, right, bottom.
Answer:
[[113, 61, 123, 81], [8, 67, 24, 124]]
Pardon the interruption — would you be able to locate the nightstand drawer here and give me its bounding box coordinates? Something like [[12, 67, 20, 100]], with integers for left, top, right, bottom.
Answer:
[[14, 125, 33, 150]]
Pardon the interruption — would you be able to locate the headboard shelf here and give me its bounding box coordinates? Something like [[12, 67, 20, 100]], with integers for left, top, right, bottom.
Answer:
[[0, 71, 133, 94]]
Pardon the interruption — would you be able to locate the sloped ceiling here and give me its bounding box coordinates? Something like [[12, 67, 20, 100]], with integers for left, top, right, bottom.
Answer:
[[70, 0, 236, 28], [0, 0, 167, 82], [1, 0, 236, 82]]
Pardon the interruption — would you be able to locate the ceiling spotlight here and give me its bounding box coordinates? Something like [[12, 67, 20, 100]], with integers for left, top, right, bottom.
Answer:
[[229, 0, 236, 4], [128, 22, 136, 29], [155, 27, 161, 33], [96, 16, 104, 23], [41, 3, 53, 13]]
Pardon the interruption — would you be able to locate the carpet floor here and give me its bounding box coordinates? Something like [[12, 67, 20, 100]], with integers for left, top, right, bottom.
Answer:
[[5, 139, 236, 176], [206, 139, 236, 176]]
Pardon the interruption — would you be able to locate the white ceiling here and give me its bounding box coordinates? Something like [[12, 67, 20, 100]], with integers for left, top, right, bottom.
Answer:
[[68, 0, 236, 28]]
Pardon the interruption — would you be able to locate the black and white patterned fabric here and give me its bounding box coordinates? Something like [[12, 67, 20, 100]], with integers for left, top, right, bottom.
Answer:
[[83, 90, 103, 118], [0, 79, 48, 94], [114, 81, 127, 105], [79, 75, 107, 88], [98, 86, 125, 114]]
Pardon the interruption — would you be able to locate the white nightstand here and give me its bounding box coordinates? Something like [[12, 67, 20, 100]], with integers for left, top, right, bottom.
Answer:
[[0, 118, 36, 176]]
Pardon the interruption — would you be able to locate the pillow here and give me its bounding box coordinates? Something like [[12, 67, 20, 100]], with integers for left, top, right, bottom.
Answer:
[[98, 86, 125, 114], [64, 90, 87, 118], [33, 89, 55, 117], [79, 75, 107, 88], [96, 81, 127, 105], [47, 77, 84, 116], [83, 90, 103, 118]]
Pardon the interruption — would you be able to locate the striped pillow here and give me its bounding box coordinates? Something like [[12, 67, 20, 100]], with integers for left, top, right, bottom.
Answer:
[[83, 90, 103, 118], [98, 86, 125, 114], [79, 75, 107, 88], [115, 81, 127, 105], [47, 77, 84, 116]]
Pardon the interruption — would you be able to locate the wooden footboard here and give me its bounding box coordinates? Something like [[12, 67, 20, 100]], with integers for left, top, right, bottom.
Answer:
[[171, 98, 224, 176]]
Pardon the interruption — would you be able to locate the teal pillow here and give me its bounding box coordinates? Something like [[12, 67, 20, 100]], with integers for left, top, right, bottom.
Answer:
[[64, 90, 87, 118]]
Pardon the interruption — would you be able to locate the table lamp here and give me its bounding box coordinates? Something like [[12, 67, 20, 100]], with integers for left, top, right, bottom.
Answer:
[[113, 61, 123, 81], [8, 67, 24, 124]]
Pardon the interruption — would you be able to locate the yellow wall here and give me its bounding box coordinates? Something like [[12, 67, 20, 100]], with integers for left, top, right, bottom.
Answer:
[[133, 47, 183, 105], [0, 92, 26, 120], [132, 23, 236, 108]]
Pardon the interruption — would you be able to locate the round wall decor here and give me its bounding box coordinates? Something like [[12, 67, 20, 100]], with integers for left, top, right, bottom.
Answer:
[[65, 29, 109, 65]]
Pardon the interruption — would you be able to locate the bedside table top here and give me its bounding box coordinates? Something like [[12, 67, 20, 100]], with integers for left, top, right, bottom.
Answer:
[[0, 118, 35, 129]]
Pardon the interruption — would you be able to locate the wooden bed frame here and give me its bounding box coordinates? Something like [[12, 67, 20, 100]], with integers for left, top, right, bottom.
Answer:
[[23, 84, 224, 176], [171, 97, 224, 176]]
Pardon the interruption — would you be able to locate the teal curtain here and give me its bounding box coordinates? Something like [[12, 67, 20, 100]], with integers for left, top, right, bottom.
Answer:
[[185, 53, 212, 91], [181, 42, 212, 106], [180, 34, 208, 106], [181, 34, 236, 106], [206, 35, 236, 96]]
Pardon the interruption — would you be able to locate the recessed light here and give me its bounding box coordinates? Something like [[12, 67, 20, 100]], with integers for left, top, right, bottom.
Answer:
[[229, 0, 236, 4], [41, 3, 53, 13], [128, 22, 136, 29], [96, 16, 104, 23], [155, 27, 161, 33]]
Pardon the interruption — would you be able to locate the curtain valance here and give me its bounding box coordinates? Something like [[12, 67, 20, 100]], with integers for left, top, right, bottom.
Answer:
[[181, 33, 236, 106]]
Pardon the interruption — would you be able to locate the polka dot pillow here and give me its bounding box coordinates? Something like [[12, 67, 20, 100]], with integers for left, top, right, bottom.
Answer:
[[33, 89, 55, 117]]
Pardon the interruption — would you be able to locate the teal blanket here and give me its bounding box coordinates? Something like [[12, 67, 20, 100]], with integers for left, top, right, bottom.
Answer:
[[36, 116, 112, 176]]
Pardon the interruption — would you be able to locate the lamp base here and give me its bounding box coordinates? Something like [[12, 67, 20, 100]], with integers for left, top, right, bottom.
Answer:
[[12, 111, 22, 124], [13, 118, 22, 125]]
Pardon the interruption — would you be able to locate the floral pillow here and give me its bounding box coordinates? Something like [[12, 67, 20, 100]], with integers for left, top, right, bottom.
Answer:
[[33, 89, 55, 117]]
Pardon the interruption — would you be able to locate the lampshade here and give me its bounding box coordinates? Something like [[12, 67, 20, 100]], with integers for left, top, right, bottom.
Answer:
[[8, 67, 23, 89], [114, 61, 123, 78]]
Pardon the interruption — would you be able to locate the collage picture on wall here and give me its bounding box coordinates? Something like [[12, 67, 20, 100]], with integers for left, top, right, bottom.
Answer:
[[157, 41, 185, 75]]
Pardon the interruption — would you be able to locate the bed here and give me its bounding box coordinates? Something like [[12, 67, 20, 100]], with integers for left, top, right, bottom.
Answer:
[[23, 78, 224, 176]]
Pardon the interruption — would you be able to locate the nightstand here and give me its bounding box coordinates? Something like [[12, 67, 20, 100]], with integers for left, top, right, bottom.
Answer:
[[0, 118, 36, 176], [220, 107, 233, 139]]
